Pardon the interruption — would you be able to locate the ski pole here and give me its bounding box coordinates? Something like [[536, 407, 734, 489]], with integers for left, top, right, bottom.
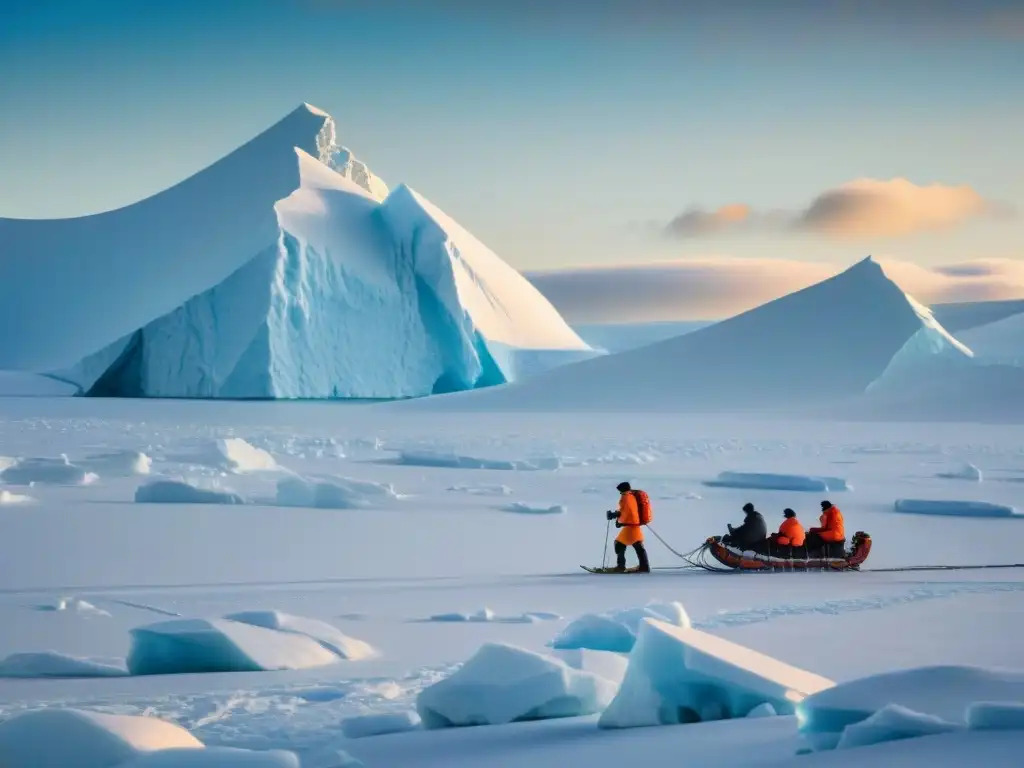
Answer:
[[602, 517, 611, 569]]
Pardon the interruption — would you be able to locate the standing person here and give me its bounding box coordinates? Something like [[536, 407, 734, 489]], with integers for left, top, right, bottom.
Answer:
[[723, 503, 768, 550], [806, 500, 845, 556], [606, 481, 651, 573]]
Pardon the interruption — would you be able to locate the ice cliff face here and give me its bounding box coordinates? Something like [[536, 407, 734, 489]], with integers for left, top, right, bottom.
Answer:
[[315, 113, 390, 202], [56, 109, 594, 400]]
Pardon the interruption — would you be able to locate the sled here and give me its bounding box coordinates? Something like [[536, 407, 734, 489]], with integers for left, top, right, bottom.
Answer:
[[705, 531, 872, 572], [580, 565, 647, 574]]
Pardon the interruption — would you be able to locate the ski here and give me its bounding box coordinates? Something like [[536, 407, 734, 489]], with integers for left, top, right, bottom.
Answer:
[[580, 565, 644, 574]]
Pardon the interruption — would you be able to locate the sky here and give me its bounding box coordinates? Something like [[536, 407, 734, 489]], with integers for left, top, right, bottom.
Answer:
[[2, 0, 1022, 321]]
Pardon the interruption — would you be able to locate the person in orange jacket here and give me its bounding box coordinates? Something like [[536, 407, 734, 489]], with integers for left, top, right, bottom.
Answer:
[[806, 500, 845, 555], [606, 481, 650, 573], [770, 508, 806, 549]]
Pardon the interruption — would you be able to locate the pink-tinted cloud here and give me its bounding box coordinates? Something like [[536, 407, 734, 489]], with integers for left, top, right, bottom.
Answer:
[[663, 178, 1009, 241], [798, 178, 994, 238], [527, 257, 1024, 323]]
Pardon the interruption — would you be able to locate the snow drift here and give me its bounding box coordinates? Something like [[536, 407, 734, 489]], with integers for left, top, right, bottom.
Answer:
[[125, 618, 343, 675], [0, 708, 203, 768], [404, 256, 974, 411], [222, 610, 377, 660], [416, 642, 616, 728], [550, 601, 692, 654], [797, 665, 1024, 751], [49, 103, 593, 399], [598, 618, 834, 729]]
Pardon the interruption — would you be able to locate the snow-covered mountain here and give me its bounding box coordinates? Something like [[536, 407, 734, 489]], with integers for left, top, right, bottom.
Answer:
[[411, 257, 974, 412], [37, 104, 594, 399]]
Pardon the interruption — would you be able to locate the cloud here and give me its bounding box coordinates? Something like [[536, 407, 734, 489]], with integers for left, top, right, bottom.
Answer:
[[527, 258, 836, 323], [527, 257, 1024, 323], [797, 179, 993, 238], [663, 178, 1008, 241]]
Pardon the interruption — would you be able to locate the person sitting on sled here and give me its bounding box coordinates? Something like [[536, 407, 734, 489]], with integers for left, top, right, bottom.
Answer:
[[723, 502, 767, 551], [805, 500, 845, 556], [768, 508, 805, 552], [606, 481, 651, 573]]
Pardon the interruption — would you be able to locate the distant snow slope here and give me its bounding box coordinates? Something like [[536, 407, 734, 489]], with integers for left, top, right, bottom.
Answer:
[[48, 105, 593, 399], [406, 257, 969, 412], [931, 299, 1024, 334], [957, 311, 1024, 368], [570, 321, 712, 354]]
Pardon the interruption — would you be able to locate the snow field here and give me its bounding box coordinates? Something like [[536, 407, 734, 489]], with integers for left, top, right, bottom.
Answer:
[[0, 404, 1022, 766]]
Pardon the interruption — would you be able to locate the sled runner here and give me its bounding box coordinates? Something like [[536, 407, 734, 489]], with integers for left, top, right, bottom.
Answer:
[[706, 531, 872, 572]]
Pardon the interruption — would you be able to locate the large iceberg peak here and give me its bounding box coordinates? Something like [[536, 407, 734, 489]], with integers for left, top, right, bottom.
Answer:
[[313, 108, 389, 201]]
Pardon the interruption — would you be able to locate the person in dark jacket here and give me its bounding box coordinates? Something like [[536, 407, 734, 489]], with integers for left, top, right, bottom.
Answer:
[[723, 503, 767, 550]]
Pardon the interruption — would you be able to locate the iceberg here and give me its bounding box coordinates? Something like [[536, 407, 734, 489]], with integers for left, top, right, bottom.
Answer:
[[47, 104, 593, 399]]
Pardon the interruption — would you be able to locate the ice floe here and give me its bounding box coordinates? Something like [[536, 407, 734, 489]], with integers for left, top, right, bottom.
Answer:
[[550, 601, 691, 653], [223, 611, 377, 660], [135, 480, 245, 505], [893, 499, 1019, 518], [274, 474, 399, 510], [499, 502, 567, 515], [80, 449, 153, 476], [936, 463, 983, 481], [394, 450, 560, 471], [416, 642, 616, 728], [340, 710, 422, 739], [0, 455, 98, 486], [598, 618, 834, 729], [425, 607, 561, 624], [835, 704, 959, 750], [126, 618, 343, 675], [0, 651, 128, 678], [967, 701, 1024, 731], [797, 665, 1024, 750], [704, 471, 850, 492]]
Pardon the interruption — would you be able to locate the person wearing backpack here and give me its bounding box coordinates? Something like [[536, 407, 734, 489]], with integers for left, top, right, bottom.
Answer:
[[605, 481, 651, 573]]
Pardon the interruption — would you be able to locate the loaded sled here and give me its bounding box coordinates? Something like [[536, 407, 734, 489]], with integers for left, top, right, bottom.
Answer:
[[706, 531, 872, 572]]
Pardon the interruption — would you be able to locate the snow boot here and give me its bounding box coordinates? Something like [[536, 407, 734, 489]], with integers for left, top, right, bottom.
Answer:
[[634, 542, 651, 573]]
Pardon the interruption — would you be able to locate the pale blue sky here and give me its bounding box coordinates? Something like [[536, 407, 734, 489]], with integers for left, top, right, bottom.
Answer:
[[1, 0, 1021, 274]]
